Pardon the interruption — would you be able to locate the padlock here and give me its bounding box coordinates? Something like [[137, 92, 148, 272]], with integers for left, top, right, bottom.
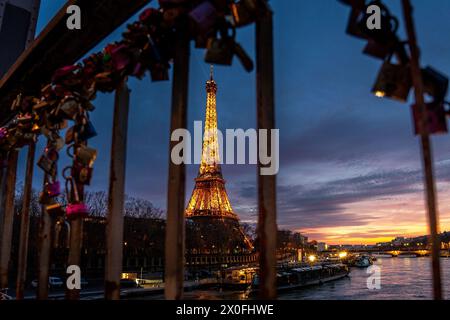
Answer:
[[0, 127, 7, 140], [143, 38, 164, 64], [46, 147, 59, 162], [132, 62, 147, 79], [205, 37, 234, 66], [358, 5, 399, 44], [37, 154, 56, 175], [82, 100, 96, 112], [58, 98, 80, 120], [363, 38, 397, 61], [111, 44, 132, 72], [94, 72, 115, 92], [231, 0, 266, 28], [16, 113, 33, 125], [189, 1, 218, 34], [72, 162, 93, 185], [65, 176, 89, 219], [150, 63, 170, 82], [75, 145, 97, 167], [6, 129, 19, 147], [123, 22, 148, 47], [411, 101, 448, 135], [371, 60, 412, 102], [37, 147, 59, 175], [139, 7, 161, 24], [162, 7, 186, 28], [53, 136, 65, 151], [195, 33, 210, 49], [46, 180, 61, 198], [52, 65, 80, 84], [17, 133, 37, 147], [422, 66, 449, 102], [66, 203, 89, 219], [78, 118, 98, 142], [344, 7, 367, 40]]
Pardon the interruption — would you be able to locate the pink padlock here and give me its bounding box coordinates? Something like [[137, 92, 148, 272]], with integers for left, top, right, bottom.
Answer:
[[0, 127, 7, 140], [66, 203, 89, 219]]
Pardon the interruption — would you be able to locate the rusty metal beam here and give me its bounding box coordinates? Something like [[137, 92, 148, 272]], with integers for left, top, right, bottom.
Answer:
[[37, 174, 52, 300], [16, 143, 36, 299], [0, 150, 18, 289], [65, 183, 84, 300], [256, 8, 277, 300], [401, 0, 443, 300], [0, 0, 150, 126], [164, 22, 190, 300], [105, 79, 130, 300], [0, 167, 6, 243]]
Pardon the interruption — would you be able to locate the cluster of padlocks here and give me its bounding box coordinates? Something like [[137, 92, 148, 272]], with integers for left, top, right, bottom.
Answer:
[[340, 0, 449, 134], [0, 0, 268, 222]]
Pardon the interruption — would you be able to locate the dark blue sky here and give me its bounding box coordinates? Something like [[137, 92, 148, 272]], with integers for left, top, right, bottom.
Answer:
[[15, 0, 450, 244]]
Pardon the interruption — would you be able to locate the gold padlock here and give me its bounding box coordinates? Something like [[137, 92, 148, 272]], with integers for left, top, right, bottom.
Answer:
[[76, 145, 97, 167]]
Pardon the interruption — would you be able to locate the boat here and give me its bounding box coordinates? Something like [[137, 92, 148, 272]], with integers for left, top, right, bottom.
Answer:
[[248, 263, 350, 295], [219, 266, 257, 290], [354, 256, 373, 268], [372, 253, 394, 258], [397, 253, 418, 258]]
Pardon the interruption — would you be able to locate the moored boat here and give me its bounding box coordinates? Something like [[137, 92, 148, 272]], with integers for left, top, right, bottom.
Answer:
[[248, 263, 350, 295], [354, 255, 373, 268], [219, 266, 257, 290], [397, 253, 418, 258]]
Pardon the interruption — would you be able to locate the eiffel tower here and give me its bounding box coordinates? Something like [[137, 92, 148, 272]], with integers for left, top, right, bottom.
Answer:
[[185, 67, 253, 260]]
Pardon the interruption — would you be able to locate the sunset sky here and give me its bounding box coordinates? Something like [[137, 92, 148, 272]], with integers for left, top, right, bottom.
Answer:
[[16, 0, 450, 245]]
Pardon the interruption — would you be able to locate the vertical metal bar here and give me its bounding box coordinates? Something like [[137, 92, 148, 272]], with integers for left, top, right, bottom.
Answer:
[[0, 150, 19, 289], [256, 8, 277, 299], [401, 0, 443, 300], [0, 166, 6, 246], [16, 143, 36, 299], [164, 21, 190, 300], [105, 79, 130, 300], [37, 174, 52, 300], [65, 183, 84, 300]]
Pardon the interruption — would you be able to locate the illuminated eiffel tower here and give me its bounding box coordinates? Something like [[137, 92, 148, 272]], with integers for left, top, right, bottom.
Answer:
[[185, 67, 238, 221], [185, 67, 253, 258]]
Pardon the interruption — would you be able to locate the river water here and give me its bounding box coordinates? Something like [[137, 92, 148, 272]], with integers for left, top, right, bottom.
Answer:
[[177, 257, 450, 300]]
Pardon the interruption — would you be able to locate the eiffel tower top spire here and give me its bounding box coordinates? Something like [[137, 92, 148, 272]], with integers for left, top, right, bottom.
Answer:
[[199, 65, 221, 177]]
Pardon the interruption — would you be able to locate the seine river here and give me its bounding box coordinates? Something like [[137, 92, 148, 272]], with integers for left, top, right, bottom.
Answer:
[[177, 257, 450, 300]]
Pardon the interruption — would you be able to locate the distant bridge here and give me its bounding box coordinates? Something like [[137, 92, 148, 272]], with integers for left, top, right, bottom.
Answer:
[[323, 248, 450, 257]]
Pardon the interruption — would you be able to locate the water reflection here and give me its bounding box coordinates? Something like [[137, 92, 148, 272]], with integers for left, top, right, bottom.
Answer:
[[142, 258, 449, 300]]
